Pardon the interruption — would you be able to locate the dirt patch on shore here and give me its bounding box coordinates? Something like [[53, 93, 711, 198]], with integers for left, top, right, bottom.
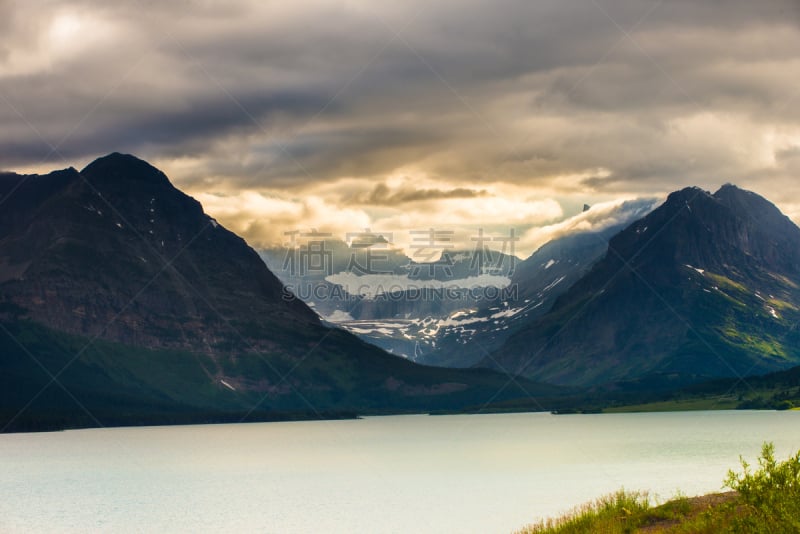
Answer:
[[639, 492, 738, 532]]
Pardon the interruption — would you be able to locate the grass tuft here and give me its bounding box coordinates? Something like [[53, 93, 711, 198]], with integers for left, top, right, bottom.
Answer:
[[517, 442, 800, 533]]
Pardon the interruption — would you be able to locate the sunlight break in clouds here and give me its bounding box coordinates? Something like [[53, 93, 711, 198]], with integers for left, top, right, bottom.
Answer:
[[194, 183, 564, 257]]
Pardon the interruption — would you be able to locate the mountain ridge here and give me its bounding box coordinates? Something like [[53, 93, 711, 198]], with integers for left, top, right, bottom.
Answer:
[[484, 184, 800, 387]]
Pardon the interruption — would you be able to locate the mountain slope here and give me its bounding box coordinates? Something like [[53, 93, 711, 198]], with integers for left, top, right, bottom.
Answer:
[[414, 220, 641, 368], [0, 154, 558, 431], [1, 154, 317, 352], [485, 185, 800, 387]]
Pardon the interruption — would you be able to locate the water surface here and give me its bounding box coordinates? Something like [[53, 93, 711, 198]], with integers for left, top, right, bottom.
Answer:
[[2, 410, 799, 533]]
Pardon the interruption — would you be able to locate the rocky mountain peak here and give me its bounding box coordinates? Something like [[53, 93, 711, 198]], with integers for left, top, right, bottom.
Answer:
[[81, 152, 172, 188]]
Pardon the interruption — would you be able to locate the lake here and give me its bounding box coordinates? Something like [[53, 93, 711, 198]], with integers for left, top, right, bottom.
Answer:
[[2, 410, 800, 533]]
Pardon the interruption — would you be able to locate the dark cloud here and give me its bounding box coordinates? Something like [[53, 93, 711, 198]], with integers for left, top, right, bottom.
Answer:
[[0, 80, 337, 165], [0, 0, 799, 204]]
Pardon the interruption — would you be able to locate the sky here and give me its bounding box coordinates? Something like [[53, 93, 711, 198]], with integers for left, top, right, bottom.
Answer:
[[2, 0, 800, 257]]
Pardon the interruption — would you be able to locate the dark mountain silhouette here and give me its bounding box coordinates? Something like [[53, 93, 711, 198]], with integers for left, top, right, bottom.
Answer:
[[1, 154, 316, 351], [0, 154, 557, 432]]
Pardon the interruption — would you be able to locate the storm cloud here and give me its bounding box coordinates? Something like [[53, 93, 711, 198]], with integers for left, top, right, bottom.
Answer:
[[2, 0, 800, 253]]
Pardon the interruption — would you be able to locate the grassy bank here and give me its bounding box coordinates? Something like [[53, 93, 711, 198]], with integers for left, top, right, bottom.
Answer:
[[516, 443, 800, 533]]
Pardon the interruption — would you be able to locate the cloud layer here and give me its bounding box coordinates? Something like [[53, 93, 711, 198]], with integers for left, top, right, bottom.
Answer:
[[2, 0, 800, 252]]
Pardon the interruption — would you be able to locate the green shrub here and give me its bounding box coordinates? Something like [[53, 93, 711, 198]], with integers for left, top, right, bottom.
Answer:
[[724, 442, 800, 533], [518, 443, 800, 533]]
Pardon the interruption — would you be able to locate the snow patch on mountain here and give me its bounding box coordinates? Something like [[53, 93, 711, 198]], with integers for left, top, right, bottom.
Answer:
[[542, 275, 567, 293], [489, 307, 525, 319], [324, 272, 511, 298], [324, 309, 355, 322], [685, 264, 705, 275]]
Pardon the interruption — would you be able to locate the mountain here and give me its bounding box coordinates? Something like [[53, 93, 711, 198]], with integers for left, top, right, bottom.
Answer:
[[484, 185, 800, 388], [259, 200, 656, 367], [260, 241, 518, 357], [259, 236, 411, 318], [412, 221, 636, 368], [0, 154, 558, 432], [1, 155, 317, 351], [260, 242, 517, 319]]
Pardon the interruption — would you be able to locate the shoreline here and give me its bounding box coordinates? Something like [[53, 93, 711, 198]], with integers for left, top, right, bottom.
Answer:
[[4, 403, 796, 434]]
